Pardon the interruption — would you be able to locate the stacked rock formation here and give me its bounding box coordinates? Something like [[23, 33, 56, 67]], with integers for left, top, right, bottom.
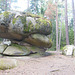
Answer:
[[0, 11, 52, 56]]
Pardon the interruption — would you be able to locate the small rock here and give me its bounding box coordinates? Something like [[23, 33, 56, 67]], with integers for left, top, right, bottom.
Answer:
[[0, 58, 17, 70], [62, 45, 75, 56]]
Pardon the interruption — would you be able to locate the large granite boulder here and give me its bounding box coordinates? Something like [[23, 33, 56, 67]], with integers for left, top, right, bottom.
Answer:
[[0, 11, 52, 56]]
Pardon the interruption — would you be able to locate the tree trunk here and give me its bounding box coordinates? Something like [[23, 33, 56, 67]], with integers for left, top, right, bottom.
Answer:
[[27, 0, 30, 12], [65, 0, 69, 45], [34, 0, 37, 14], [72, 0, 75, 46], [59, 20, 62, 50], [9, 0, 11, 10], [56, 2, 59, 51], [5, 0, 7, 11]]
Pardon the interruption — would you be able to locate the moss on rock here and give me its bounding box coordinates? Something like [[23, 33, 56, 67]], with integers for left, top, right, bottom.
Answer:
[[26, 13, 40, 18], [3, 11, 10, 18], [0, 58, 17, 70], [12, 18, 17, 24], [1, 11, 52, 35], [3, 44, 31, 55]]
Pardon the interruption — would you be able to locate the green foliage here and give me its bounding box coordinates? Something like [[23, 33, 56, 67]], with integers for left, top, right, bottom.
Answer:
[[30, 0, 39, 14], [69, 28, 74, 44], [30, 0, 47, 15], [49, 19, 56, 50], [61, 23, 66, 47]]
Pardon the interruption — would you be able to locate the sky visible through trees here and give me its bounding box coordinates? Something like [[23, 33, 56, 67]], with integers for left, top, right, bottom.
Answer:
[[11, 0, 28, 11]]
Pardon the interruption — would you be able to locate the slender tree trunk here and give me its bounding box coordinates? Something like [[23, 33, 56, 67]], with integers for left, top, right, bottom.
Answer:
[[56, 2, 59, 51], [9, 0, 11, 10], [34, 0, 37, 14], [27, 0, 30, 12], [65, 0, 69, 45], [72, 0, 75, 46], [5, 0, 7, 11], [59, 20, 62, 50]]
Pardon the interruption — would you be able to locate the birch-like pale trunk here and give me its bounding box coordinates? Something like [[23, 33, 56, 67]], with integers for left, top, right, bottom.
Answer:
[[65, 0, 69, 45], [5, 0, 7, 11], [56, 2, 59, 51], [27, 0, 30, 12], [59, 20, 62, 50]]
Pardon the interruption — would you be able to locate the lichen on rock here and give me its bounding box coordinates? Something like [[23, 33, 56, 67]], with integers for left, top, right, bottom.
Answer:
[[0, 58, 17, 70], [0, 11, 52, 56], [3, 11, 10, 18], [62, 45, 75, 56]]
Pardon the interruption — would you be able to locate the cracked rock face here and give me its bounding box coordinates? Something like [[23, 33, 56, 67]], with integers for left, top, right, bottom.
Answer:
[[0, 11, 52, 56]]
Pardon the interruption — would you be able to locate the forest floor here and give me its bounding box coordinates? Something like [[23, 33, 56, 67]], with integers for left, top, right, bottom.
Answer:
[[0, 51, 75, 75]]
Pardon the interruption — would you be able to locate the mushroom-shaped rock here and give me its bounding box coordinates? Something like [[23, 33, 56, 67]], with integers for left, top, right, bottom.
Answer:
[[0, 11, 52, 55]]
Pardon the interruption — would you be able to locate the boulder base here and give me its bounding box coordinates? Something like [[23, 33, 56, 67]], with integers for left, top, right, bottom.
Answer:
[[3, 44, 46, 56], [3, 45, 31, 56]]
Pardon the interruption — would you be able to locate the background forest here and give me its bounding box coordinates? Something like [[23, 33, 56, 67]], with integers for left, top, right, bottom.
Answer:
[[0, 0, 75, 51]]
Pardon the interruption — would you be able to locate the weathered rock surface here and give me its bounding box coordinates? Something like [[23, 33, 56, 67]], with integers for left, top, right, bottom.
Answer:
[[24, 34, 52, 48], [2, 44, 46, 55], [3, 45, 31, 55], [0, 58, 17, 70], [62, 45, 75, 56], [0, 11, 52, 39], [0, 44, 7, 53], [0, 11, 52, 55]]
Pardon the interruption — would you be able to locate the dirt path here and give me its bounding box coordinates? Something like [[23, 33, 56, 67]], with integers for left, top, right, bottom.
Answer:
[[0, 51, 75, 75]]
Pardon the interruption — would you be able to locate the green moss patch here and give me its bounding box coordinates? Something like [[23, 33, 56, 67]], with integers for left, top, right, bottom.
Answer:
[[0, 58, 17, 70], [12, 18, 17, 24], [26, 13, 40, 18], [3, 11, 10, 18], [3, 44, 31, 55]]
